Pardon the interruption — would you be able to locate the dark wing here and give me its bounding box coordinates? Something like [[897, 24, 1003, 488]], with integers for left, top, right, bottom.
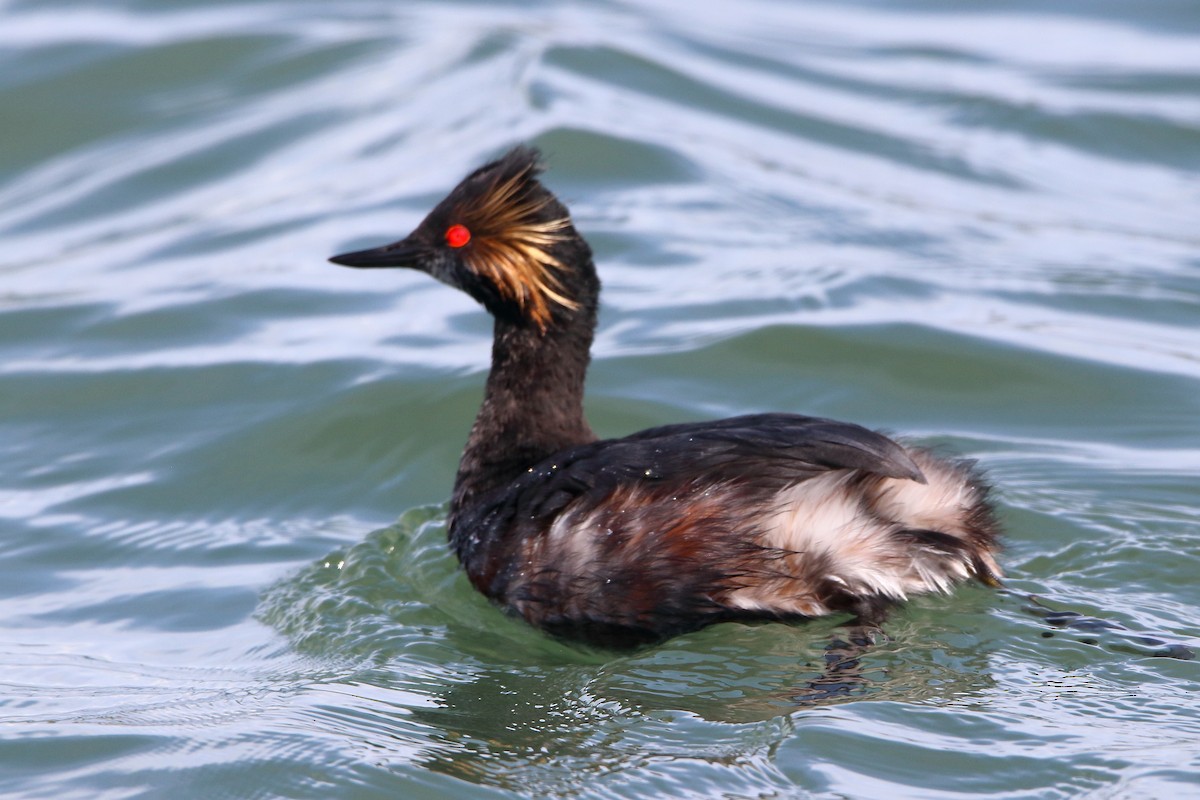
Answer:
[[623, 412, 924, 480], [467, 413, 925, 528]]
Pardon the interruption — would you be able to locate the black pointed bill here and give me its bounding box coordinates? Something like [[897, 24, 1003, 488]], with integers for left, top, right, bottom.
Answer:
[[329, 239, 423, 269]]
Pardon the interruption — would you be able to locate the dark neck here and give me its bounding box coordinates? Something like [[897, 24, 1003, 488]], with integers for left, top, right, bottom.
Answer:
[[450, 309, 597, 516]]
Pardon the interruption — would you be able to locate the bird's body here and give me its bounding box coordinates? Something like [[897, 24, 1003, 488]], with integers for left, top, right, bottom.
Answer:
[[331, 147, 1002, 646]]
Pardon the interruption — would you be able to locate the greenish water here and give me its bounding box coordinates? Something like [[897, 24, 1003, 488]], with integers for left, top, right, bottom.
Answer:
[[2, 1, 1199, 797]]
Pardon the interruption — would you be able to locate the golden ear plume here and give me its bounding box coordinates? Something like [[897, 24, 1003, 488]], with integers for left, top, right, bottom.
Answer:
[[460, 162, 580, 331]]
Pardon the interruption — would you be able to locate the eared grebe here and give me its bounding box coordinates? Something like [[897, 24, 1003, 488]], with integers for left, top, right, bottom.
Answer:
[[330, 146, 1002, 646]]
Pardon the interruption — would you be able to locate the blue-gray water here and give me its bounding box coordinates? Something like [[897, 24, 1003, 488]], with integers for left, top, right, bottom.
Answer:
[[2, 1, 1199, 797]]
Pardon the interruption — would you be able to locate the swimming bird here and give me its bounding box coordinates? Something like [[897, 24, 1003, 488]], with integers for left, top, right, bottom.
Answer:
[[330, 146, 1002, 646]]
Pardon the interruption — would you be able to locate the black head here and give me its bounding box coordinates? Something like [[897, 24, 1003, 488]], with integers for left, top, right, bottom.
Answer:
[[330, 146, 595, 331]]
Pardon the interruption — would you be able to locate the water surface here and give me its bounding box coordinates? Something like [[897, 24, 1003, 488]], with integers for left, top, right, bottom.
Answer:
[[2, 1, 1199, 797]]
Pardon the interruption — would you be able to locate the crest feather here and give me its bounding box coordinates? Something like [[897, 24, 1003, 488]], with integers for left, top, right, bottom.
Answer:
[[457, 148, 579, 330]]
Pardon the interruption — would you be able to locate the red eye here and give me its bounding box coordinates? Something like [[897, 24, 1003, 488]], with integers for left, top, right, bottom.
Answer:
[[445, 224, 471, 248]]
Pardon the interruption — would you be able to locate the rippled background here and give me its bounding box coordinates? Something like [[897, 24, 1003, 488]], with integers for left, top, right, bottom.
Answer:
[[3, 0, 1199, 797]]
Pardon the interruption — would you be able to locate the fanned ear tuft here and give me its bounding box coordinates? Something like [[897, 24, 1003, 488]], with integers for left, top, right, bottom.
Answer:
[[453, 147, 580, 330]]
